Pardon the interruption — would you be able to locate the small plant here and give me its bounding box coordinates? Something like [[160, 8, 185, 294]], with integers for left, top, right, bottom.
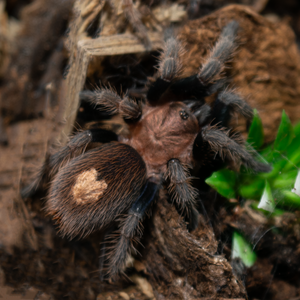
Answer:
[[231, 231, 257, 267], [206, 110, 300, 267], [206, 109, 300, 212]]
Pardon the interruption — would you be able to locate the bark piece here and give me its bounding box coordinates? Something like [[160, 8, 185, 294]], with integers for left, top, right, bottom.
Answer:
[[0, 0, 74, 121], [142, 197, 247, 299]]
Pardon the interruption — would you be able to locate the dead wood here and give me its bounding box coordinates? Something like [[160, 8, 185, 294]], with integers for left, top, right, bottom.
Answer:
[[141, 197, 247, 299], [0, 0, 74, 122]]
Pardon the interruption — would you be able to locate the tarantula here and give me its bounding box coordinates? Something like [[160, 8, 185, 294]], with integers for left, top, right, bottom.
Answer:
[[24, 21, 270, 278]]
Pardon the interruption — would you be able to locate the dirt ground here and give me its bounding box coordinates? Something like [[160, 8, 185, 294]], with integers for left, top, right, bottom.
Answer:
[[1, 0, 300, 299]]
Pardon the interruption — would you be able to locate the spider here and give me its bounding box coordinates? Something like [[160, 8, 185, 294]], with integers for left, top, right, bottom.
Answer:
[[24, 21, 270, 278]]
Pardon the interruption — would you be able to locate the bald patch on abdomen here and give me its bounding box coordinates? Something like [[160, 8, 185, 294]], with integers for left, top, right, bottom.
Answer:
[[72, 168, 107, 204]]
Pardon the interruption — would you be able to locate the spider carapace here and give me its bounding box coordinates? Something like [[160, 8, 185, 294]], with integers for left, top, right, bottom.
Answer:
[[126, 102, 199, 180], [23, 21, 271, 278]]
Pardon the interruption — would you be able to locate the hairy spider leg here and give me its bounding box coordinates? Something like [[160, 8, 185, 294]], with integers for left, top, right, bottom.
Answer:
[[148, 21, 238, 103], [147, 38, 184, 103], [99, 225, 116, 281], [211, 90, 253, 127], [166, 159, 199, 231], [192, 89, 254, 178], [168, 20, 239, 101], [85, 87, 142, 121], [21, 128, 118, 198], [193, 126, 271, 174], [122, 0, 151, 50], [198, 20, 239, 84], [106, 181, 158, 278], [192, 103, 212, 126]]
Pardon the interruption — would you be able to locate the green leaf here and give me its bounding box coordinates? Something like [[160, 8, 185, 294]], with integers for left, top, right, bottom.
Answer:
[[272, 170, 298, 189], [278, 190, 300, 209], [247, 109, 264, 149], [258, 181, 275, 212], [282, 153, 300, 173], [293, 121, 300, 136], [251, 201, 285, 216], [259, 145, 274, 162], [238, 177, 265, 199], [282, 131, 300, 171], [205, 169, 236, 199], [273, 111, 294, 152], [232, 231, 257, 267]]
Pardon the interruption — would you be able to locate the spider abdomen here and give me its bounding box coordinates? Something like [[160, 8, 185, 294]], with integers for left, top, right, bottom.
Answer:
[[46, 142, 147, 238]]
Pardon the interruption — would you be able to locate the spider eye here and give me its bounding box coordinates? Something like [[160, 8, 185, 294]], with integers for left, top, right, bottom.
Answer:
[[180, 110, 189, 120]]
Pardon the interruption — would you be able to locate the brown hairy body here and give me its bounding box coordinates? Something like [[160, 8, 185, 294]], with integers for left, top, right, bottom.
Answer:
[[22, 21, 271, 279]]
